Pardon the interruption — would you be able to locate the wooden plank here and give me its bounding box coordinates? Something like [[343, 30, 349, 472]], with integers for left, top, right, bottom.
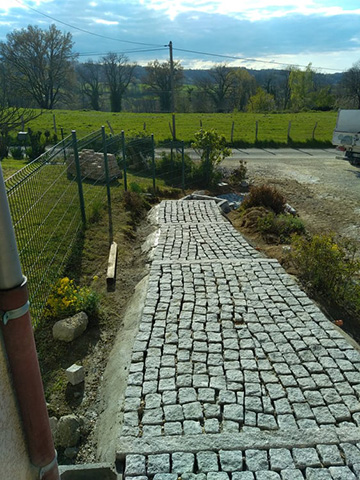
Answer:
[[106, 241, 118, 287]]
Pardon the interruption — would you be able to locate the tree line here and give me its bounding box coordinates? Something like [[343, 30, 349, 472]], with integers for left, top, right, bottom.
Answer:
[[1, 24, 360, 115]]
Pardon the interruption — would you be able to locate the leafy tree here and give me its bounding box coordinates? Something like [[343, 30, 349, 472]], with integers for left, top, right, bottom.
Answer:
[[230, 69, 257, 111], [102, 53, 136, 112], [77, 61, 103, 111], [288, 64, 315, 111], [196, 64, 235, 112], [341, 60, 360, 109], [144, 59, 183, 112], [191, 129, 231, 186], [0, 24, 76, 109], [310, 86, 335, 111], [247, 88, 276, 112]]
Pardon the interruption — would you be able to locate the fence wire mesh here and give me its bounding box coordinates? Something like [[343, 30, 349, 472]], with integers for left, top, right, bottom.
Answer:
[[3, 128, 209, 326], [4, 129, 117, 325]]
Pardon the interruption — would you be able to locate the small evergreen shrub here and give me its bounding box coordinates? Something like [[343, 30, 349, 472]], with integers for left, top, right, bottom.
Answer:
[[257, 212, 305, 242]]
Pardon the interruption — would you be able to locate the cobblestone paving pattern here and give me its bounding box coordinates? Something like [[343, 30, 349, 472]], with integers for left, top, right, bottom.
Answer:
[[119, 200, 360, 480]]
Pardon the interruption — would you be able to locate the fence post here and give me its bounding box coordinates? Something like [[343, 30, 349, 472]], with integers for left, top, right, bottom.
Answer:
[[181, 141, 185, 191], [72, 130, 86, 225], [287, 121, 292, 143], [61, 127, 67, 161], [231, 121, 235, 144], [121, 130, 127, 192], [151, 134, 156, 193], [312, 122, 318, 140], [102, 126, 113, 244], [170, 141, 174, 183], [255, 121, 259, 142], [205, 146, 210, 187]]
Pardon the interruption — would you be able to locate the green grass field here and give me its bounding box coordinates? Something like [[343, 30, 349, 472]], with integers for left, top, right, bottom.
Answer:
[[25, 110, 337, 146]]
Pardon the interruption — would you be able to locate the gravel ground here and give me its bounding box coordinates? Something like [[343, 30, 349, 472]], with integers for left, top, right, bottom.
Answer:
[[223, 149, 360, 246]]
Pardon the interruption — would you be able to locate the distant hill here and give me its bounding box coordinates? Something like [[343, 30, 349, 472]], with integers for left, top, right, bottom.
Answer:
[[133, 65, 343, 86]]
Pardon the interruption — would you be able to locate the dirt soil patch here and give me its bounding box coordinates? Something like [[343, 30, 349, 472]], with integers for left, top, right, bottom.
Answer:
[[34, 195, 154, 465]]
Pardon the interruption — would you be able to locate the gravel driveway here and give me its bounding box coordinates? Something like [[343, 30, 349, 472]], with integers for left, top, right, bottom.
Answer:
[[222, 148, 360, 247]]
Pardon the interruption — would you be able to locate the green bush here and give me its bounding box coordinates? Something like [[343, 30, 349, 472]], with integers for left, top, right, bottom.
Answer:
[[291, 233, 360, 313], [129, 182, 143, 193], [257, 212, 305, 242], [122, 191, 150, 222], [156, 151, 195, 188], [229, 160, 247, 185], [242, 185, 286, 214], [44, 277, 99, 320], [10, 146, 24, 160], [191, 129, 231, 188]]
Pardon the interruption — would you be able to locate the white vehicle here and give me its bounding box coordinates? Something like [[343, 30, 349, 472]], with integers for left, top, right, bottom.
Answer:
[[332, 109, 360, 165]]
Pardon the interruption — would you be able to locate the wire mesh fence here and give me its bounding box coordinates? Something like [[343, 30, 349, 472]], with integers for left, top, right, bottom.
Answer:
[[4, 129, 116, 325], [3, 128, 210, 326]]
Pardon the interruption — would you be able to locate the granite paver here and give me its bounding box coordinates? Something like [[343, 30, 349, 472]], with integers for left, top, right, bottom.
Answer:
[[120, 200, 360, 478]]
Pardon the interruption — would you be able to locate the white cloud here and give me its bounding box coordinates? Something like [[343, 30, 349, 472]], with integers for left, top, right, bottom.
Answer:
[[139, 0, 360, 22], [94, 18, 119, 25]]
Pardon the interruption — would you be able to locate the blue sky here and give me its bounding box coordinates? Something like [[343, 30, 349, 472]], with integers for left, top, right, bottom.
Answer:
[[1, 0, 360, 72]]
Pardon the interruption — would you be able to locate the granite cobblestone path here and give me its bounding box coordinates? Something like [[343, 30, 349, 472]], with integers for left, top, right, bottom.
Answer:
[[118, 200, 360, 479]]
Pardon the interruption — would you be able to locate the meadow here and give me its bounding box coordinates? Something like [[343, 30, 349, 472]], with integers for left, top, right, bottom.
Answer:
[[25, 110, 338, 146]]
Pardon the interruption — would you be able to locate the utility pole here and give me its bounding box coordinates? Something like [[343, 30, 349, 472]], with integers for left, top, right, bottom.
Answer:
[[168, 40, 176, 141]]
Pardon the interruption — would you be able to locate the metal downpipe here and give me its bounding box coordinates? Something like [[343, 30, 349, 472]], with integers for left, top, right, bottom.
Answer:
[[0, 164, 59, 479]]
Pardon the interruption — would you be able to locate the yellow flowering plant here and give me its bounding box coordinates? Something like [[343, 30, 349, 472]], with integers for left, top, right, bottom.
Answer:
[[45, 277, 99, 319]]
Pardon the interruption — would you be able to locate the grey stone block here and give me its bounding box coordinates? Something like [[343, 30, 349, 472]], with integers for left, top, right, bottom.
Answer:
[[292, 448, 321, 469], [219, 450, 243, 472], [328, 466, 357, 479], [316, 444, 343, 466], [232, 474, 254, 480], [125, 455, 146, 476], [172, 452, 195, 474], [269, 449, 294, 471], [147, 454, 170, 475], [245, 450, 268, 472], [197, 451, 219, 473]]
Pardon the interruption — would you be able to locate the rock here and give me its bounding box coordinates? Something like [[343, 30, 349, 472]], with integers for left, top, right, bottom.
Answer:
[[52, 312, 88, 342], [64, 447, 78, 459], [49, 416, 58, 440], [66, 364, 85, 385], [66, 149, 122, 182], [56, 415, 82, 448]]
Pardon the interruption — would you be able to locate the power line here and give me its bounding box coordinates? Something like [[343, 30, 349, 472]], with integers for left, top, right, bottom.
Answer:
[[77, 47, 168, 58], [174, 47, 341, 72], [11, 0, 342, 72], [13, 0, 164, 48]]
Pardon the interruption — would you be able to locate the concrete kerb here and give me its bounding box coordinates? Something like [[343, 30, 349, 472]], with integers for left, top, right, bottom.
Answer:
[[59, 462, 119, 479], [94, 274, 149, 463], [116, 427, 360, 459]]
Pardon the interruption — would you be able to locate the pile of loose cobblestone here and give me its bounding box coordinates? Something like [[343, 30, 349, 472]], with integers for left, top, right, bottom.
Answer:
[[118, 200, 360, 479]]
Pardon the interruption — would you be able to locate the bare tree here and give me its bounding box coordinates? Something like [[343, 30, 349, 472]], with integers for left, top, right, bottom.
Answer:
[[341, 60, 360, 109], [102, 53, 136, 112], [77, 61, 103, 111], [144, 60, 183, 112], [0, 24, 76, 109], [196, 64, 235, 112]]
